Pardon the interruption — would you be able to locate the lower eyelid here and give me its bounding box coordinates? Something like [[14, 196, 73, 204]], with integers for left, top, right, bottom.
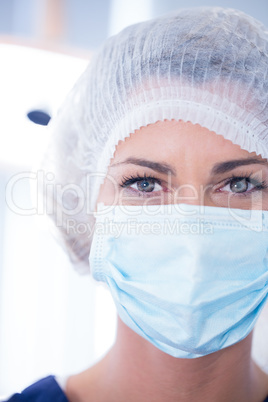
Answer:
[[121, 187, 164, 199]]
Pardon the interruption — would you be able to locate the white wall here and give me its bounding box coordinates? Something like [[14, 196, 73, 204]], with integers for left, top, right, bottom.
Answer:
[[0, 45, 117, 396]]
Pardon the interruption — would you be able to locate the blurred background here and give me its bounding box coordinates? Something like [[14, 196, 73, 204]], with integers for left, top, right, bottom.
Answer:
[[0, 0, 268, 397]]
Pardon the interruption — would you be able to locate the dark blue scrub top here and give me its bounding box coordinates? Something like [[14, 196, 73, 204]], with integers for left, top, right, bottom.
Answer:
[[4, 376, 68, 401], [4, 375, 268, 401]]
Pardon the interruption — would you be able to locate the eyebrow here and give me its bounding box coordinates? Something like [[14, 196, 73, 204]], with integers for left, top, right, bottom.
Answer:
[[111, 156, 267, 176], [110, 157, 176, 175], [212, 157, 268, 175]]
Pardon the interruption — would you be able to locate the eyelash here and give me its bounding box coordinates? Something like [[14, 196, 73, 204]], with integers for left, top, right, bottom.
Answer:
[[217, 172, 268, 195], [120, 174, 161, 189], [120, 172, 268, 195]]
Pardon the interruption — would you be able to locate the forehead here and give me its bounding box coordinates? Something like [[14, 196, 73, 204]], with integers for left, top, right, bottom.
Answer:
[[111, 120, 255, 165]]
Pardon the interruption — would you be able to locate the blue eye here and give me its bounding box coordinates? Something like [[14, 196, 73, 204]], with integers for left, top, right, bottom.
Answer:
[[120, 175, 163, 193], [229, 178, 250, 193], [221, 176, 267, 194], [132, 178, 162, 192]]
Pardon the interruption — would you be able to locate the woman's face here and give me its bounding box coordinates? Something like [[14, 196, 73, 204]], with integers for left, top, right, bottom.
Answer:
[[97, 120, 268, 210]]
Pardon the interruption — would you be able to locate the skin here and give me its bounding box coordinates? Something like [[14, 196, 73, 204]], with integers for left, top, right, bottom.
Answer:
[[97, 120, 268, 210], [66, 120, 268, 402]]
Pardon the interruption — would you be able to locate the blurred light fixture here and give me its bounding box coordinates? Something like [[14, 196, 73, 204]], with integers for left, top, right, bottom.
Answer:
[[27, 110, 51, 126], [0, 43, 88, 167]]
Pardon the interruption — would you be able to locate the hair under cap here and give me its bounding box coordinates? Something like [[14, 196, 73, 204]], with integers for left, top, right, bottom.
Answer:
[[42, 7, 268, 273]]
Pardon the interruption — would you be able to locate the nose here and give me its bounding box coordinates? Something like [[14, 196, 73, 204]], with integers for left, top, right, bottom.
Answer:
[[172, 182, 214, 207]]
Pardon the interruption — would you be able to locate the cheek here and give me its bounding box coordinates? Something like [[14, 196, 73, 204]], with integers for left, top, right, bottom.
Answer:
[[210, 191, 268, 210], [263, 197, 268, 211]]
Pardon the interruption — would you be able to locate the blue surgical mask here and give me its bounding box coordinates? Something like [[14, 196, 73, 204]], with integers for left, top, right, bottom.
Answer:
[[89, 204, 268, 358]]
